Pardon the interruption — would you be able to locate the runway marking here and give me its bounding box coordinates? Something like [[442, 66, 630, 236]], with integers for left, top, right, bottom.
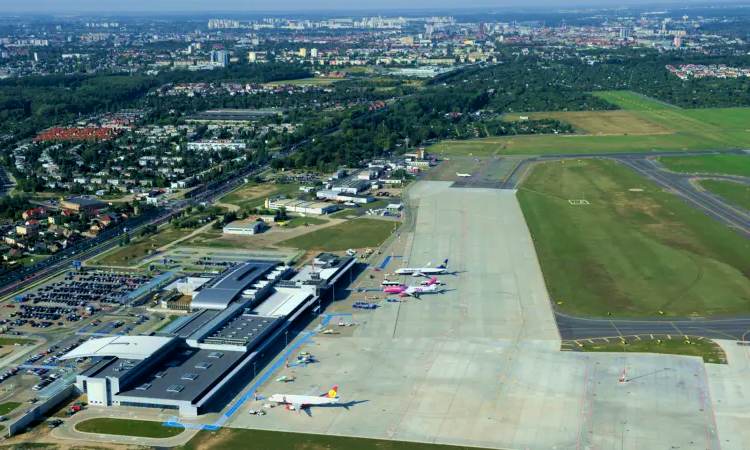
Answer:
[[671, 322, 684, 336], [667, 334, 672, 339], [603, 337, 609, 342], [610, 321, 623, 336], [588, 339, 594, 343], [702, 363, 723, 450], [575, 364, 590, 450], [634, 335, 641, 340], [650, 334, 654, 339]]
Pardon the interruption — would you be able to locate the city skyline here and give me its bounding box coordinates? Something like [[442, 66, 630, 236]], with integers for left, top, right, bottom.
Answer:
[[0, 0, 741, 13]]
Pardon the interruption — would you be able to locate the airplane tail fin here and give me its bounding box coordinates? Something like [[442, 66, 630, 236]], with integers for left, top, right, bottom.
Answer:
[[326, 386, 339, 398], [437, 259, 449, 269], [427, 277, 437, 286]]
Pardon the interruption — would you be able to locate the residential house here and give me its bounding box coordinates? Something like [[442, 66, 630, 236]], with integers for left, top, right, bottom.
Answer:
[[17, 220, 40, 235], [4, 248, 22, 261]]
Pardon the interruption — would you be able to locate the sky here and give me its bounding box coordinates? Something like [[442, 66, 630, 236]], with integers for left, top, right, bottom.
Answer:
[[0, 0, 735, 13]]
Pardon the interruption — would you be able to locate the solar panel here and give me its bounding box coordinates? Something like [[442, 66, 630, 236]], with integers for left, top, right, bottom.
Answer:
[[195, 362, 212, 369], [208, 352, 223, 358], [182, 373, 198, 381], [167, 385, 184, 393]]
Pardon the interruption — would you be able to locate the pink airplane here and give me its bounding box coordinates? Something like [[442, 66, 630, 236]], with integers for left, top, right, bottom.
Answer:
[[383, 277, 440, 298]]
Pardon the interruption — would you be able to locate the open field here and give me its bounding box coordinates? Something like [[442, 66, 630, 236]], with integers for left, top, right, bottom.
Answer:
[[219, 182, 301, 208], [181, 429, 486, 450], [517, 159, 750, 317], [593, 91, 676, 111], [0, 338, 35, 346], [429, 132, 722, 156], [92, 227, 192, 265], [267, 77, 341, 86], [503, 110, 673, 135], [279, 216, 327, 228], [700, 180, 750, 211], [581, 338, 722, 364], [277, 218, 396, 251], [658, 154, 750, 177], [0, 402, 20, 416], [75, 418, 184, 438]]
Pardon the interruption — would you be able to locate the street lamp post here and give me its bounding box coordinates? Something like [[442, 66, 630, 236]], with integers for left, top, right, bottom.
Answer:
[[253, 361, 257, 379]]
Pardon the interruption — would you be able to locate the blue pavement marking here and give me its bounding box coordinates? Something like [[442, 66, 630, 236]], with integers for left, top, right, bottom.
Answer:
[[163, 313, 354, 430], [376, 255, 402, 270]]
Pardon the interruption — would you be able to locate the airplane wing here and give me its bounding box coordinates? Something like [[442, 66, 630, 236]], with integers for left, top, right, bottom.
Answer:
[[293, 402, 302, 411]]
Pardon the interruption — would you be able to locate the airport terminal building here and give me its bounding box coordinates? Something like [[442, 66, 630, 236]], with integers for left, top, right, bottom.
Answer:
[[63, 255, 356, 417]]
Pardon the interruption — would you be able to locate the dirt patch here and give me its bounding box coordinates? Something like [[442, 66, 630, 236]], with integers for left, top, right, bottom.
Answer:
[[190, 428, 235, 450], [611, 192, 662, 218]]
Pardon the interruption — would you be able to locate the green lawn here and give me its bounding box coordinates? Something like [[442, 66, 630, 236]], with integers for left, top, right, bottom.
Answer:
[[0, 402, 21, 415], [75, 418, 184, 438], [0, 338, 35, 346], [267, 77, 341, 86], [658, 154, 750, 177], [593, 91, 675, 111], [430, 132, 722, 157], [580, 338, 721, 364], [518, 159, 750, 317], [156, 315, 181, 331], [700, 180, 750, 211], [181, 428, 486, 450], [93, 227, 192, 265], [281, 216, 328, 228], [278, 218, 396, 251]]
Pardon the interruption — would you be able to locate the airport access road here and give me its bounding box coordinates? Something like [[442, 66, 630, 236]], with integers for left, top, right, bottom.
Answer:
[[555, 311, 750, 341]]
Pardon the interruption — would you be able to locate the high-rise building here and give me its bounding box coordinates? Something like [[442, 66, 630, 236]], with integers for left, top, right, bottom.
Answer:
[[478, 22, 485, 35], [210, 50, 229, 66], [674, 36, 682, 48], [619, 27, 630, 40], [299, 48, 307, 57], [310, 48, 318, 58], [248, 51, 257, 62]]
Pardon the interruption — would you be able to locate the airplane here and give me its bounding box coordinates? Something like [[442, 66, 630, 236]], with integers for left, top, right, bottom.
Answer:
[[383, 277, 441, 298], [395, 259, 449, 277], [268, 386, 340, 412], [456, 172, 472, 178]]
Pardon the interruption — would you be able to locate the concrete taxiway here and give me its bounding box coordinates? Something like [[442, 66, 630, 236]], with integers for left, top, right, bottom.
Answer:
[[226, 181, 737, 450]]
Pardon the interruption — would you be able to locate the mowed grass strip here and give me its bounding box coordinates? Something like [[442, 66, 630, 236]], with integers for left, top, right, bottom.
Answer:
[[219, 182, 301, 208], [699, 180, 750, 211], [278, 218, 396, 251], [75, 418, 184, 438], [503, 111, 673, 135], [593, 91, 676, 111], [658, 154, 750, 177], [580, 339, 722, 364], [430, 132, 724, 157], [182, 428, 486, 450], [518, 159, 750, 317]]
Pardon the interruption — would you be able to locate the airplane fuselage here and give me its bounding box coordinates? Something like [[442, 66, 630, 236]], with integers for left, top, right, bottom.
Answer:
[[268, 394, 340, 407], [395, 268, 447, 276]]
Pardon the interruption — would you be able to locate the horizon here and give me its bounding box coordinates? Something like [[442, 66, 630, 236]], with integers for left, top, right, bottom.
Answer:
[[0, 0, 746, 14]]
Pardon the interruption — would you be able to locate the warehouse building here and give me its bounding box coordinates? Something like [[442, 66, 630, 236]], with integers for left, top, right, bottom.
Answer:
[[61, 197, 107, 213], [64, 255, 356, 417], [329, 178, 370, 194], [316, 190, 375, 204], [223, 219, 263, 235], [266, 198, 338, 215]]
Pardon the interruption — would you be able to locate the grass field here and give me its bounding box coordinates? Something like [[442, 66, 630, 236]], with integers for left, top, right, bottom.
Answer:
[[93, 227, 192, 265], [502, 111, 672, 135], [658, 154, 750, 177], [219, 182, 301, 208], [280, 216, 328, 228], [0, 338, 35, 346], [267, 77, 341, 86], [580, 339, 722, 363], [700, 180, 750, 211], [429, 132, 721, 157], [180, 428, 486, 450], [75, 418, 184, 438], [518, 159, 750, 317], [0, 402, 20, 415], [593, 91, 676, 111], [278, 218, 396, 251]]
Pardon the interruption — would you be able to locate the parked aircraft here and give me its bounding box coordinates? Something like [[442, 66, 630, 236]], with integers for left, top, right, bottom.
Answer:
[[456, 172, 472, 178], [383, 277, 440, 298], [395, 259, 449, 277], [268, 386, 340, 412]]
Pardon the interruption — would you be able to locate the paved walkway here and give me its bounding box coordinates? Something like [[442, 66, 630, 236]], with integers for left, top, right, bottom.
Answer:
[[52, 408, 198, 447]]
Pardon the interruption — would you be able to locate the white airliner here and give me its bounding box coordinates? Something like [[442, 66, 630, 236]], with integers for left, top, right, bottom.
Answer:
[[383, 277, 441, 298], [268, 386, 340, 412], [395, 259, 449, 277], [456, 172, 472, 178]]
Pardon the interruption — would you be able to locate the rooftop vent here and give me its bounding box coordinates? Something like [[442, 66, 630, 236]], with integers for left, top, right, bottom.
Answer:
[[167, 385, 184, 393], [181, 373, 198, 381], [195, 362, 212, 370]]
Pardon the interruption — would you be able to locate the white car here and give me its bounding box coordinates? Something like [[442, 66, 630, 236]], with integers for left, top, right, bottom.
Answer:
[[248, 409, 266, 415]]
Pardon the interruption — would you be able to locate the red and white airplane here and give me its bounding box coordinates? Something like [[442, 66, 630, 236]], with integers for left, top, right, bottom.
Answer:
[[268, 386, 340, 412], [383, 277, 440, 298]]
